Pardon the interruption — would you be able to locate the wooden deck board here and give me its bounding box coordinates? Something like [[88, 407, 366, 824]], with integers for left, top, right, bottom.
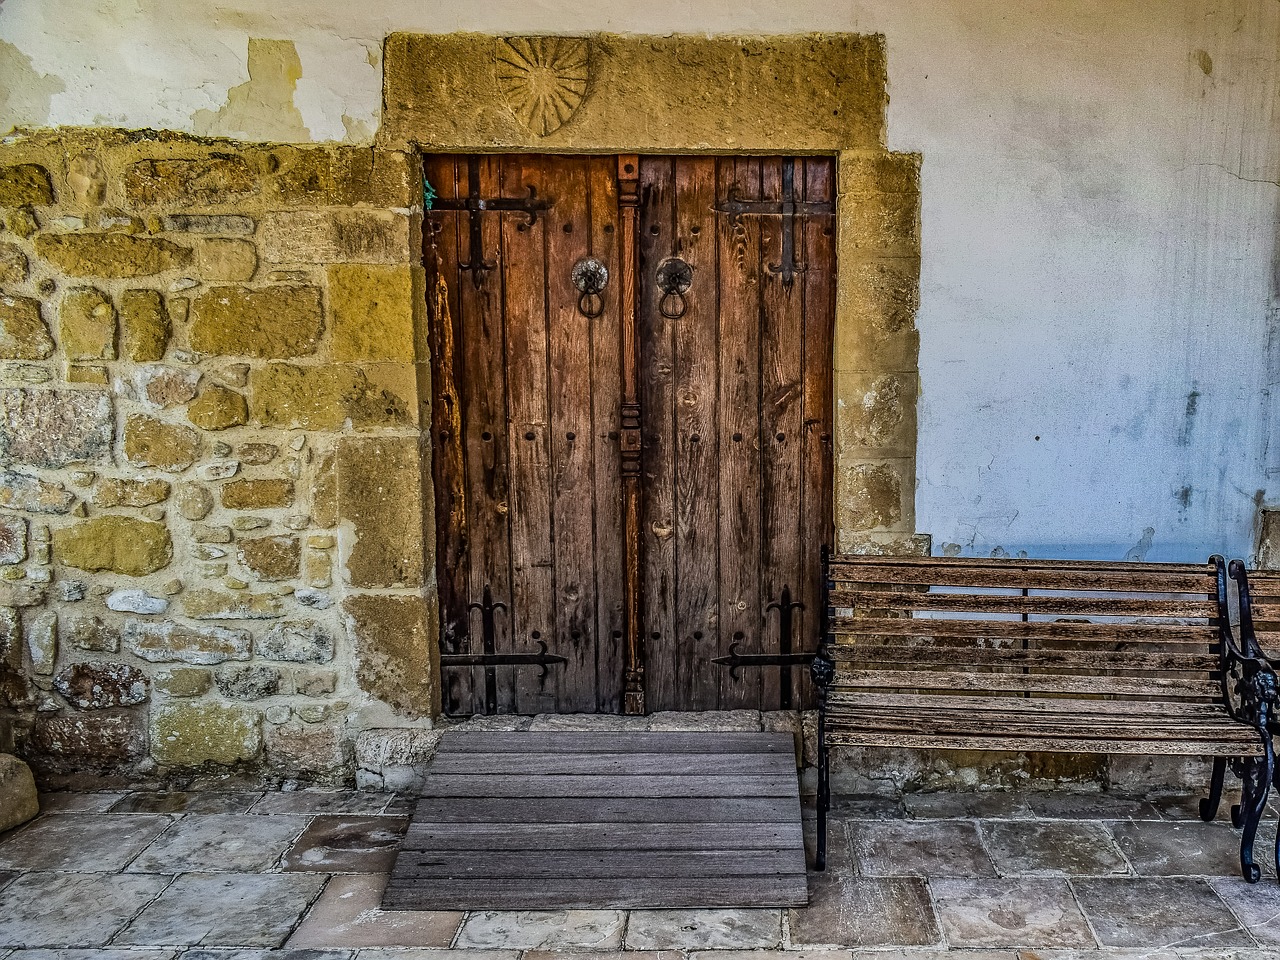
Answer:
[[385, 730, 807, 910]]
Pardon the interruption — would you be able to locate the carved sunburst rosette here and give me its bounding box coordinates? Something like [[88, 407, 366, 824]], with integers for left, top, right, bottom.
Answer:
[[496, 37, 590, 137]]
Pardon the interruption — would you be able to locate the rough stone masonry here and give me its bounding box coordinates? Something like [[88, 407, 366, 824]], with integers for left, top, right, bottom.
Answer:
[[0, 130, 438, 783]]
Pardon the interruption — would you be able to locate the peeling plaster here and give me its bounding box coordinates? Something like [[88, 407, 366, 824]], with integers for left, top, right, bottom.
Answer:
[[192, 38, 310, 142], [0, 39, 64, 134]]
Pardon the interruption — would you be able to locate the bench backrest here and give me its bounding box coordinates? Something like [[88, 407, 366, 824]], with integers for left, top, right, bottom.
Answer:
[[1238, 567, 1280, 658], [826, 555, 1226, 706]]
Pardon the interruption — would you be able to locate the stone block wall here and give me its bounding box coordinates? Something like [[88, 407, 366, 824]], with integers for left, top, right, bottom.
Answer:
[[0, 130, 436, 783]]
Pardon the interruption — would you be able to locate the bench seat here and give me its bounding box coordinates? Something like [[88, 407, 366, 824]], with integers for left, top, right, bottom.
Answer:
[[811, 553, 1279, 882]]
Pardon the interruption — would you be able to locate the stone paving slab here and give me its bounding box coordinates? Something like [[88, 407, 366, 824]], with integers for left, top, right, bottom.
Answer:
[[0, 872, 172, 948], [115, 872, 327, 947], [1208, 876, 1280, 945], [0, 813, 172, 872], [929, 878, 1096, 948], [979, 821, 1129, 877], [1024, 793, 1164, 821], [126, 813, 310, 873], [787, 875, 939, 946], [287, 874, 463, 949], [0, 871, 15, 892], [1108, 820, 1257, 878], [623, 910, 782, 950], [1071, 877, 1254, 949], [903, 792, 1035, 821], [35, 792, 130, 813], [352, 952, 519, 960], [1, 951, 179, 960], [251, 790, 392, 816], [454, 911, 626, 950], [283, 816, 409, 873], [847, 820, 997, 878], [183, 951, 354, 960], [110, 791, 264, 814]]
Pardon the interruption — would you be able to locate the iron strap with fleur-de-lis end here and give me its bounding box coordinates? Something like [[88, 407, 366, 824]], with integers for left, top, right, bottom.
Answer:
[[713, 157, 835, 286], [425, 156, 553, 288]]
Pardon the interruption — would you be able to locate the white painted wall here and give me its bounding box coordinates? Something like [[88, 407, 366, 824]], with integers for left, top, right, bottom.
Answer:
[[3, 0, 1278, 562]]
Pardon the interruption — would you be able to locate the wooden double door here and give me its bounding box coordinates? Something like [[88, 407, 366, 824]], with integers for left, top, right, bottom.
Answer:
[[424, 154, 834, 717]]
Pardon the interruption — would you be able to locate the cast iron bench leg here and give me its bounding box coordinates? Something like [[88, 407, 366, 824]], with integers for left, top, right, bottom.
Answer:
[[1200, 757, 1227, 821]]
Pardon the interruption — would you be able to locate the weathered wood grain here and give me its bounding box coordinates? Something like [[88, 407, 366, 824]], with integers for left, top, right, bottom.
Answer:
[[402, 820, 802, 850], [383, 875, 808, 910], [410, 795, 798, 824]]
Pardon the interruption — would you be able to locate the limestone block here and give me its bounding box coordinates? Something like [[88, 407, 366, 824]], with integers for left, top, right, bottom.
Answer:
[[0, 753, 38, 832], [35, 233, 192, 278], [238, 442, 279, 465], [54, 661, 149, 709], [835, 256, 919, 372], [5, 207, 37, 238], [153, 666, 212, 697], [174, 482, 213, 520], [192, 523, 232, 543], [259, 620, 335, 663], [59, 287, 116, 360], [0, 515, 27, 564], [249, 362, 411, 430], [214, 663, 282, 700], [337, 436, 424, 588], [835, 371, 918, 458], [53, 516, 172, 576], [0, 470, 75, 513], [261, 210, 410, 264], [265, 721, 350, 778], [67, 152, 107, 207], [0, 164, 54, 205], [263, 146, 415, 207], [220, 478, 294, 511], [312, 450, 337, 527], [0, 295, 53, 360], [64, 614, 120, 652], [119, 290, 169, 362], [123, 618, 251, 663], [106, 588, 168, 614], [198, 461, 239, 481], [123, 415, 202, 472], [190, 286, 324, 358], [30, 712, 145, 765], [328, 263, 418, 362], [161, 214, 255, 235], [0, 388, 113, 468], [0, 606, 30, 706], [124, 156, 257, 207], [25, 610, 56, 675], [137, 365, 200, 408], [151, 701, 262, 767], [293, 668, 337, 697], [836, 458, 914, 534], [188, 385, 248, 430], [344, 593, 437, 718], [198, 238, 258, 281], [92, 477, 170, 508], [66, 365, 108, 384], [181, 587, 283, 620], [836, 185, 919, 260], [0, 242, 28, 283], [237, 535, 300, 581]]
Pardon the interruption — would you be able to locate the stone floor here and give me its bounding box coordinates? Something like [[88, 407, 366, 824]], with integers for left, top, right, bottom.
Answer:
[[2, 786, 1280, 959]]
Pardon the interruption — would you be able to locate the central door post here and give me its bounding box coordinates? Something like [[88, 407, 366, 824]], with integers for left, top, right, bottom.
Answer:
[[618, 155, 646, 714]]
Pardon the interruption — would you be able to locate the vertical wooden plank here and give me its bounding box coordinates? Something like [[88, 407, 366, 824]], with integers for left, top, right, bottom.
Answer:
[[639, 157, 679, 711], [672, 157, 721, 710], [717, 157, 765, 711], [799, 157, 836, 708], [454, 156, 518, 714], [758, 158, 806, 712], [544, 157, 599, 712], [423, 154, 476, 715], [500, 155, 557, 715], [587, 157, 626, 713]]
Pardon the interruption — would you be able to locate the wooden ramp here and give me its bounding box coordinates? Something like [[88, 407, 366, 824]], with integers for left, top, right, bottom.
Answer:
[[383, 731, 808, 910]]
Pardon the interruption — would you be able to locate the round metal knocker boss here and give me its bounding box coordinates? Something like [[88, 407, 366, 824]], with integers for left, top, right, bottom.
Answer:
[[571, 257, 609, 318], [656, 257, 693, 319]]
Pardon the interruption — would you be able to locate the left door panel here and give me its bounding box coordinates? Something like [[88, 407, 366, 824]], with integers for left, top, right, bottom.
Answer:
[[424, 154, 625, 716]]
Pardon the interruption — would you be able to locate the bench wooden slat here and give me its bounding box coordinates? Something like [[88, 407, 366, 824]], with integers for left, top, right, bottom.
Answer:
[[828, 644, 1219, 672], [826, 731, 1263, 756], [829, 556, 1211, 574], [830, 617, 1218, 645], [829, 690, 1233, 718], [829, 590, 1216, 618], [833, 668, 1220, 698], [829, 564, 1212, 594]]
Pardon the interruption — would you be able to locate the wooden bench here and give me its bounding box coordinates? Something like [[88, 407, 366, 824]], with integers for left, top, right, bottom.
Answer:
[[809, 553, 1279, 881]]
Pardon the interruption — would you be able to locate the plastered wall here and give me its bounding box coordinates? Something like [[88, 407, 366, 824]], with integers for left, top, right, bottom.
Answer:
[[5, 0, 1278, 563]]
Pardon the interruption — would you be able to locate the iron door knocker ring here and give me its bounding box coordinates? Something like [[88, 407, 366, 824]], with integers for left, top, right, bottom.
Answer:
[[656, 257, 693, 319], [571, 256, 609, 318]]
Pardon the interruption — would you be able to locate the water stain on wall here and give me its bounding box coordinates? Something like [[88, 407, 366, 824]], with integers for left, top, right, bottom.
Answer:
[[192, 39, 310, 142], [0, 40, 65, 134], [1123, 526, 1156, 561]]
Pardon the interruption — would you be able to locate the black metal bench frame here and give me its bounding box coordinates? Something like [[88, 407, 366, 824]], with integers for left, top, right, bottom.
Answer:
[[810, 551, 1280, 882]]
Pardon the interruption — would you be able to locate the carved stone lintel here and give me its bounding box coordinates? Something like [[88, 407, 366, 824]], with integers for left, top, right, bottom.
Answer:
[[495, 37, 590, 137]]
